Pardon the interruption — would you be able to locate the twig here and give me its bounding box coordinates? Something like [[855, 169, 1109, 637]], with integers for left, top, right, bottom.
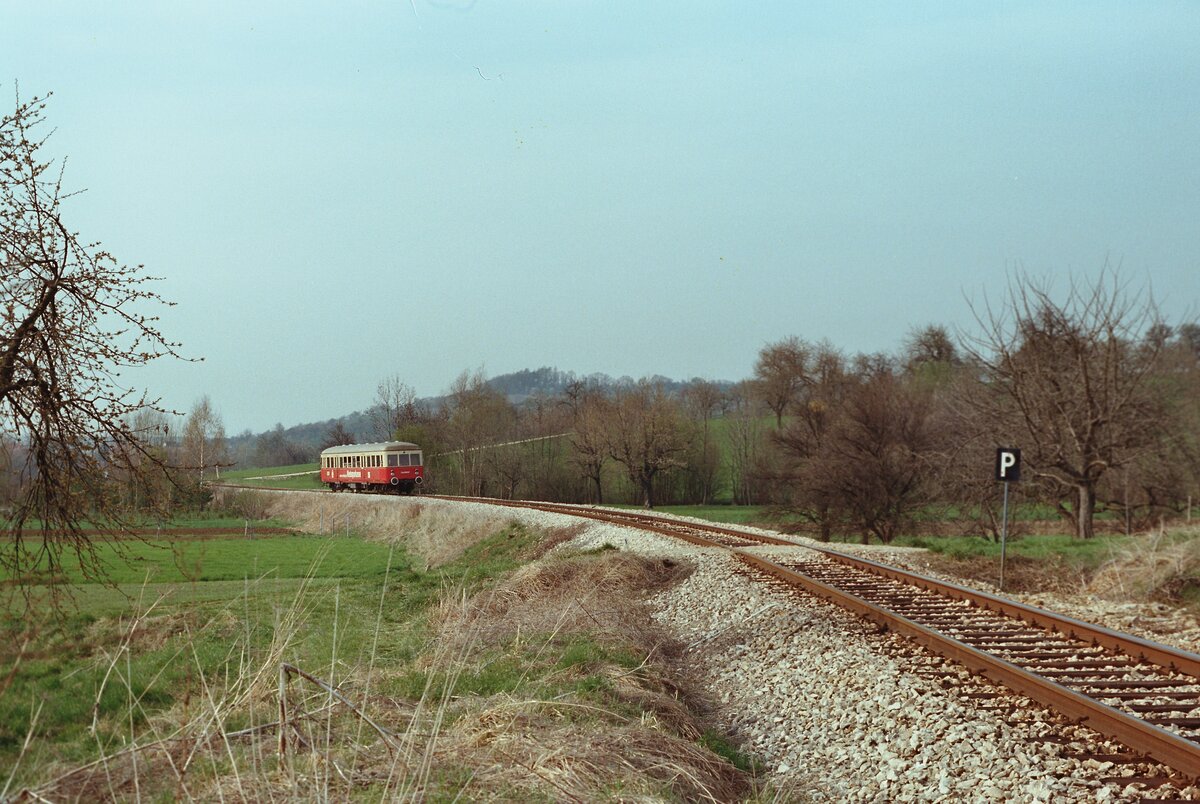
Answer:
[[1, 699, 43, 800], [279, 662, 399, 751], [687, 603, 778, 651]]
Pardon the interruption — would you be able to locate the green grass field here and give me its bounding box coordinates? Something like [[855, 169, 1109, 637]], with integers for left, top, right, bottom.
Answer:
[[218, 463, 324, 490], [228, 472, 325, 489], [220, 463, 319, 479], [899, 532, 1133, 568], [0, 520, 543, 783], [4, 534, 391, 586]]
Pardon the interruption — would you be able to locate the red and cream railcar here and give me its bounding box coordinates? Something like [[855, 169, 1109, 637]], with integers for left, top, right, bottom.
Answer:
[[319, 441, 425, 493]]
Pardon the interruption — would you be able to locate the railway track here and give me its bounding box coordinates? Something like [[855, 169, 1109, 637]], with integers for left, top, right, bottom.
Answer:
[[227, 485, 1200, 788], [433, 496, 1200, 787]]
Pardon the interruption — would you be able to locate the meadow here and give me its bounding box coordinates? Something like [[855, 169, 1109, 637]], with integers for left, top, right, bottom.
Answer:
[[1, 495, 763, 801]]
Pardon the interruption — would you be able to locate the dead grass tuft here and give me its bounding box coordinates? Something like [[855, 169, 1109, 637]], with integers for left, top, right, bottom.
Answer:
[[1087, 525, 1200, 603], [527, 521, 590, 560], [439, 551, 692, 648], [921, 552, 1087, 594], [445, 710, 750, 802]]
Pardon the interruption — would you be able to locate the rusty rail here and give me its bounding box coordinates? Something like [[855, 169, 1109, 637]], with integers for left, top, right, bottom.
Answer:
[[735, 551, 1200, 778]]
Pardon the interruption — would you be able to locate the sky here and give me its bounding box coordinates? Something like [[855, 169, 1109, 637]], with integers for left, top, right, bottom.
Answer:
[[3, 2, 1198, 433]]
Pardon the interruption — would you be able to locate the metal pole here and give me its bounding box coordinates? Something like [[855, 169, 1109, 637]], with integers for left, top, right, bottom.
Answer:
[[1000, 481, 1010, 593], [1125, 468, 1131, 537]]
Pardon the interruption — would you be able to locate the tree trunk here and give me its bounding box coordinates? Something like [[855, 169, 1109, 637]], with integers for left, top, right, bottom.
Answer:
[[1076, 483, 1096, 539], [641, 476, 654, 509], [592, 474, 603, 505]]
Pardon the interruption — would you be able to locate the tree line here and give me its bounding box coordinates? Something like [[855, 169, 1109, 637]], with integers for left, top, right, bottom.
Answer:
[[334, 273, 1199, 543]]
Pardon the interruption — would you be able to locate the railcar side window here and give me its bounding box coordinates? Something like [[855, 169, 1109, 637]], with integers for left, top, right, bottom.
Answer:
[[387, 454, 398, 467]]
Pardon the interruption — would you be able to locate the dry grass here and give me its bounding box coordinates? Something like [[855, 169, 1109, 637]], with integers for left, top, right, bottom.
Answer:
[[11, 501, 768, 802], [1087, 524, 1200, 603], [419, 550, 756, 802], [442, 550, 691, 643], [920, 552, 1090, 595]]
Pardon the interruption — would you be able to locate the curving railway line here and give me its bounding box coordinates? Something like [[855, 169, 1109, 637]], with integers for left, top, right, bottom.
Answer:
[[432, 495, 1200, 788], [227, 485, 1200, 789]]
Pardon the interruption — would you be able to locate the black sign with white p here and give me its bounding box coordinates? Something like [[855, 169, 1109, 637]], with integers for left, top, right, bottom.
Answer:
[[995, 448, 1021, 482]]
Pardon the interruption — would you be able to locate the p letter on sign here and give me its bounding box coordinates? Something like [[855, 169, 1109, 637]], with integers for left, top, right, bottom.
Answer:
[[994, 448, 1021, 483]]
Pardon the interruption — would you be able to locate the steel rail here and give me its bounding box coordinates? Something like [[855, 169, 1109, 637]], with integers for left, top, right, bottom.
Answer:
[[810, 547, 1200, 678], [734, 551, 1200, 778]]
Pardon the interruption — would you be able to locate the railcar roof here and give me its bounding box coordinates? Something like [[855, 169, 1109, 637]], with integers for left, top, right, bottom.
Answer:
[[320, 441, 421, 456]]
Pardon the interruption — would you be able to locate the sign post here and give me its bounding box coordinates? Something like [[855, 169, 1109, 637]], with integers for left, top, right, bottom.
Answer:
[[994, 448, 1021, 592]]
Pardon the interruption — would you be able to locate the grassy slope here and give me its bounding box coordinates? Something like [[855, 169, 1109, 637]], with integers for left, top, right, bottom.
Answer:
[[2, 513, 761, 800]]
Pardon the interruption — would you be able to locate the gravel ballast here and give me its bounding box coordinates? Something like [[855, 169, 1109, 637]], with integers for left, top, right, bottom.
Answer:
[[532, 507, 1200, 802]]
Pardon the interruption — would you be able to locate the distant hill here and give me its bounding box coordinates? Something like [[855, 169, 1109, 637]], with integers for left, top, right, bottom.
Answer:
[[225, 366, 731, 465]]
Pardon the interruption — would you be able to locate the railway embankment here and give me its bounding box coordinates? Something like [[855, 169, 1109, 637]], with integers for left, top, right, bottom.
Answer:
[[213, 489, 1200, 800], [555, 521, 1144, 801]]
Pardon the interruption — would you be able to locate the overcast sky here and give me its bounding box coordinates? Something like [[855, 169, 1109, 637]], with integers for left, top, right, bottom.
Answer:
[[4, 2, 1198, 433]]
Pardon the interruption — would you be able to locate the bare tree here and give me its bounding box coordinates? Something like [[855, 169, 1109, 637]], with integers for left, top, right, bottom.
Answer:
[[253, 424, 309, 468], [180, 396, 227, 481], [444, 369, 514, 496], [1, 91, 182, 589], [320, 419, 356, 450], [903, 324, 959, 368], [565, 380, 608, 503], [522, 391, 574, 501], [680, 379, 723, 504], [370, 374, 423, 440], [903, 324, 962, 391], [753, 337, 812, 428], [770, 346, 849, 539], [803, 371, 935, 543], [605, 381, 690, 508], [961, 271, 1170, 539], [725, 382, 767, 505]]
